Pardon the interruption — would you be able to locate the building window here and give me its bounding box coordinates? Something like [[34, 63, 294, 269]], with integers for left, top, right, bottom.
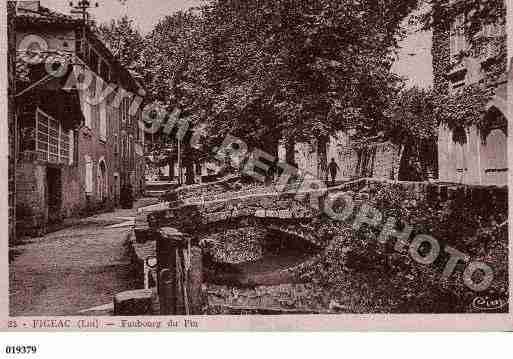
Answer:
[[450, 14, 467, 60], [76, 38, 84, 58], [129, 134, 133, 162], [100, 60, 110, 82], [136, 110, 144, 142], [481, 23, 504, 38], [97, 160, 107, 201], [89, 48, 99, 74], [114, 133, 118, 155], [69, 130, 74, 165], [100, 102, 107, 142], [122, 134, 127, 159], [121, 97, 130, 123], [84, 101, 92, 128], [85, 155, 93, 195], [81, 82, 93, 128], [36, 109, 71, 165]]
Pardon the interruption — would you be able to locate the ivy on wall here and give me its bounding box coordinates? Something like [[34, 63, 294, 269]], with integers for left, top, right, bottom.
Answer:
[[421, 0, 506, 39], [432, 84, 493, 144], [424, 0, 507, 144]]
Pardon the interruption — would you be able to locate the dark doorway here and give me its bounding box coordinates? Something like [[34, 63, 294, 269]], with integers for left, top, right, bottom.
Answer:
[[47, 167, 62, 224]]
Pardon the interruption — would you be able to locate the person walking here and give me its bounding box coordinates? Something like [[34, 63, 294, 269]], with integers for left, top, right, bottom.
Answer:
[[328, 158, 340, 186]]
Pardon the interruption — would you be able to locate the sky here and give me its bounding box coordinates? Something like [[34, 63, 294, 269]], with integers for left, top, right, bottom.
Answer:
[[40, 0, 206, 33], [392, 29, 433, 89], [40, 0, 433, 88]]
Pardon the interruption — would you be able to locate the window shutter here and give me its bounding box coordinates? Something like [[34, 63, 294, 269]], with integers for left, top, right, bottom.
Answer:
[[85, 156, 93, 194], [100, 102, 107, 141]]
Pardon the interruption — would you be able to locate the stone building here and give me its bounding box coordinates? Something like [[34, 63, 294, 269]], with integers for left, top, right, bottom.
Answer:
[[278, 132, 401, 182], [434, 0, 509, 185], [14, 1, 146, 236]]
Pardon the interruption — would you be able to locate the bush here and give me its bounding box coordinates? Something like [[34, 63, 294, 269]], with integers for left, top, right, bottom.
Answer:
[[295, 184, 508, 313]]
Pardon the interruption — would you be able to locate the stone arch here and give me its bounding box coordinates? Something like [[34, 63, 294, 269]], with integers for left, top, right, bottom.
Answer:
[[480, 106, 508, 186], [481, 105, 507, 141]]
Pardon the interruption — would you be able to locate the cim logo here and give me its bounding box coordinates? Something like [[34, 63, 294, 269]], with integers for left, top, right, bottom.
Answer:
[[471, 295, 508, 312]]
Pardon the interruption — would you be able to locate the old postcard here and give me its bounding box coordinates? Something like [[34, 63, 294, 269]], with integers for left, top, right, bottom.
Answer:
[[1, 0, 513, 331]]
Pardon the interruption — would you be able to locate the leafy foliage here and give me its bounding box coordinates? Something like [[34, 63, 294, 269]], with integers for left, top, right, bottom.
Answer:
[[200, 0, 419, 149], [298, 183, 508, 313], [96, 15, 145, 69], [136, 0, 421, 170], [420, 0, 506, 40], [432, 84, 494, 143], [423, 0, 507, 98], [386, 86, 438, 143], [384, 87, 438, 180]]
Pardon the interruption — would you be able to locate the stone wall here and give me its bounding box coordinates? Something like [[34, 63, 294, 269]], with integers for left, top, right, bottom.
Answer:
[[358, 142, 401, 180], [16, 157, 50, 235], [439, 123, 508, 186], [157, 176, 507, 234], [60, 161, 84, 218], [279, 133, 400, 181]]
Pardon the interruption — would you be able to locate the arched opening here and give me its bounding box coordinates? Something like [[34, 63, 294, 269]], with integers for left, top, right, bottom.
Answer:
[[113, 172, 120, 206], [98, 159, 108, 203], [481, 106, 508, 186]]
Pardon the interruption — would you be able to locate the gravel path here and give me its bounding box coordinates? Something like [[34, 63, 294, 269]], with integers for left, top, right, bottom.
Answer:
[[9, 207, 143, 316]]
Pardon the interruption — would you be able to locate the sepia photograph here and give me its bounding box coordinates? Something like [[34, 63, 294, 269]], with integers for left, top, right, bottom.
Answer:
[[3, 0, 512, 329]]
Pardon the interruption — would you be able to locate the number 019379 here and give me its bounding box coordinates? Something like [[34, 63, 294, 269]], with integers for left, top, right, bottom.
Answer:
[[4, 346, 38, 355]]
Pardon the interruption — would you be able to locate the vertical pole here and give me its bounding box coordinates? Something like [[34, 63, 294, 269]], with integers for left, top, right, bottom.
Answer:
[[177, 138, 182, 185], [157, 229, 179, 315], [188, 246, 203, 314], [157, 227, 187, 315]]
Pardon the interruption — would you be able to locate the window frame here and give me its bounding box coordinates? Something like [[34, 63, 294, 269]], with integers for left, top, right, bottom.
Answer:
[[85, 155, 93, 195], [113, 133, 119, 155], [99, 101, 107, 143], [36, 108, 71, 165]]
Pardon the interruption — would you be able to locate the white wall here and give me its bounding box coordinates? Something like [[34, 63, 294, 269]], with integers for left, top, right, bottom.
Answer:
[[438, 123, 508, 186]]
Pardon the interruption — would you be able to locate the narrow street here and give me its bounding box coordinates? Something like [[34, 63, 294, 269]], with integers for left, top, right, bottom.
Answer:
[[9, 205, 143, 317]]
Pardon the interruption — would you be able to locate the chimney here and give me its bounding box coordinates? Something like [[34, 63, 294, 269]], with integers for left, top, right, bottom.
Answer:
[[16, 1, 41, 14]]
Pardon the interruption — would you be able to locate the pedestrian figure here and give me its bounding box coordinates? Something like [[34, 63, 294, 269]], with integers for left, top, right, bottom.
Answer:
[[267, 159, 278, 185], [328, 158, 340, 186]]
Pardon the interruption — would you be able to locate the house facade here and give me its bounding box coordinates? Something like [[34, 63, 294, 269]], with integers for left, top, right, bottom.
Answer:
[[435, 0, 509, 186], [14, 1, 145, 236]]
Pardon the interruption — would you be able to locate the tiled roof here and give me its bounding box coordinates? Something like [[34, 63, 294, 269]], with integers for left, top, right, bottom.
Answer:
[[15, 6, 82, 28], [15, 4, 145, 94]]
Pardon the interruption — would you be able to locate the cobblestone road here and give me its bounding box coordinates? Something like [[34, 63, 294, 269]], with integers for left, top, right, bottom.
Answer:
[[9, 205, 146, 316]]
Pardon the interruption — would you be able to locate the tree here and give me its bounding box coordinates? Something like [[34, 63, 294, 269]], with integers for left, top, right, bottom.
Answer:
[[199, 0, 420, 177], [136, 0, 423, 184], [96, 15, 145, 69], [385, 86, 438, 180], [140, 10, 210, 184]]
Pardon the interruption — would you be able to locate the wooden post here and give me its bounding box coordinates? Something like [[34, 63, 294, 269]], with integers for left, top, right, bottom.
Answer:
[[188, 246, 204, 314], [157, 227, 185, 315], [156, 227, 204, 315]]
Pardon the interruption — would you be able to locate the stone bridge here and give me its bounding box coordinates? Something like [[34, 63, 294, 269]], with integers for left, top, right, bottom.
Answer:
[[129, 176, 507, 314]]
